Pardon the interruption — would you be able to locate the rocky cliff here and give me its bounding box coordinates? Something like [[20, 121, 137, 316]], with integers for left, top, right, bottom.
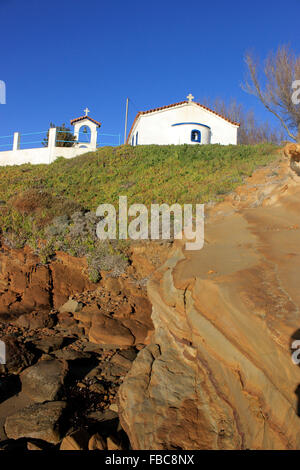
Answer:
[[0, 240, 166, 449], [118, 154, 300, 450]]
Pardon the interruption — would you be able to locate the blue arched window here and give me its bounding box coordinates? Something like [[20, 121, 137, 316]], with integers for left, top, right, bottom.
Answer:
[[132, 135, 135, 146], [136, 132, 138, 146], [191, 129, 201, 143]]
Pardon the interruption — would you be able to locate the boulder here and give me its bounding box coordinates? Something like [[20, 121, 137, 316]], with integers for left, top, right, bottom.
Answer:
[[0, 335, 35, 374], [5, 401, 67, 444], [87, 409, 119, 435], [109, 403, 118, 413], [89, 314, 135, 347], [110, 352, 134, 371], [283, 142, 300, 161], [56, 311, 77, 328], [20, 359, 67, 402], [89, 382, 106, 395], [60, 429, 90, 450], [32, 335, 65, 354], [59, 299, 84, 314], [88, 433, 107, 450], [107, 436, 121, 450], [283, 143, 300, 176], [14, 310, 56, 330]]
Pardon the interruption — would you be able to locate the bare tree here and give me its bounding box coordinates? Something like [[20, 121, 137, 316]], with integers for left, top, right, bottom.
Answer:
[[203, 97, 285, 145], [243, 45, 300, 142]]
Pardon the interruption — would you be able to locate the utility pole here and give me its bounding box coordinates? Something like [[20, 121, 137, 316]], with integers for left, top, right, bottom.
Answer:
[[124, 97, 129, 144]]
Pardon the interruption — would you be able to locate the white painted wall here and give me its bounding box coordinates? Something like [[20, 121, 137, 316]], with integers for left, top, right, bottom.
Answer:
[[0, 146, 91, 166], [0, 124, 97, 167], [129, 102, 238, 146]]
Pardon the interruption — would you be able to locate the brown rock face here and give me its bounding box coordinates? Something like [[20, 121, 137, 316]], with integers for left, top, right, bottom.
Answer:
[[74, 273, 154, 347], [0, 241, 155, 352], [50, 252, 95, 308], [118, 159, 300, 450], [283, 143, 300, 176], [0, 246, 95, 319], [283, 143, 300, 162], [0, 247, 51, 318]]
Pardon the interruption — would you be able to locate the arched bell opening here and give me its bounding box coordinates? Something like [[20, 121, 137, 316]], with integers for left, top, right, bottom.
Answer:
[[78, 124, 92, 144]]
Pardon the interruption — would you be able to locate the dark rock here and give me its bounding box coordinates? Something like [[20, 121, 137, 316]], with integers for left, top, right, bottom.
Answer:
[[0, 335, 35, 374], [88, 432, 107, 450], [20, 359, 67, 402], [4, 401, 67, 444], [89, 382, 105, 395], [0, 374, 21, 404], [100, 361, 128, 380], [56, 352, 98, 382], [84, 365, 102, 381], [14, 310, 56, 330], [87, 409, 119, 435], [56, 311, 77, 328], [32, 335, 65, 354], [53, 349, 91, 362], [110, 352, 134, 371], [118, 348, 138, 362], [60, 429, 90, 450]]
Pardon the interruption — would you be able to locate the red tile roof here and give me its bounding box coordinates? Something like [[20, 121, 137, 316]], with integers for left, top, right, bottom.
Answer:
[[126, 101, 240, 143], [70, 116, 101, 127]]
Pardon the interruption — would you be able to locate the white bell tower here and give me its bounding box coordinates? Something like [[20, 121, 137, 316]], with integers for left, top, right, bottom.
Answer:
[[70, 108, 101, 150]]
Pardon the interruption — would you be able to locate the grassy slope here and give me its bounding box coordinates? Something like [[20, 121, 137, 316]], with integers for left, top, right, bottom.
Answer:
[[0, 143, 278, 210], [0, 143, 279, 279]]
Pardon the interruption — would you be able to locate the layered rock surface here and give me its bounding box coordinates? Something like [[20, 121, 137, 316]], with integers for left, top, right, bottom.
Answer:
[[0, 238, 168, 449], [118, 156, 300, 450], [0, 248, 95, 318]]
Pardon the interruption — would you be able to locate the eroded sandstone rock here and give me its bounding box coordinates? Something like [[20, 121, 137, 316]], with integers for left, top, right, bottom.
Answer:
[[88, 433, 107, 450], [60, 429, 90, 450], [0, 247, 95, 319], [89, 314, 135, 347], [118, 159, 300, 450]]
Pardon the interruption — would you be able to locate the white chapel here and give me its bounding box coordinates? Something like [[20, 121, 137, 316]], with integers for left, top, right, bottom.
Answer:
[[127, 94, 240, 146]]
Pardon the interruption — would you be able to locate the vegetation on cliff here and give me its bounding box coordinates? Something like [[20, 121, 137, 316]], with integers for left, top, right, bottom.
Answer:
[[0, 143, 279, 279]]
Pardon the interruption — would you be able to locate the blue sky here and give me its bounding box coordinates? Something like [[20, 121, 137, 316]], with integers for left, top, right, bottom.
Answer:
[[0, 0, 299, 145]]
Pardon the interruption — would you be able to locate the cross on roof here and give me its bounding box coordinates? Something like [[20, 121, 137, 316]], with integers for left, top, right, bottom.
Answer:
[[187, 93, 194, 103], [84, 107, 90, 116]]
